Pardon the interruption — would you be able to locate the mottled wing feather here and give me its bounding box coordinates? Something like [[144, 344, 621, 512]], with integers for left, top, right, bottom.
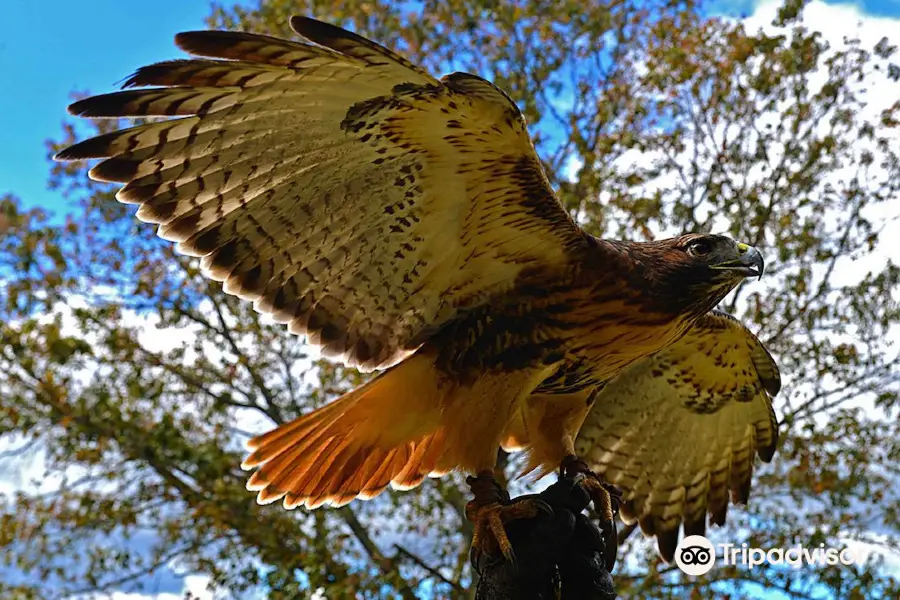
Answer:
[[574, 310, 780, 562], [56, 17, 586, 371]]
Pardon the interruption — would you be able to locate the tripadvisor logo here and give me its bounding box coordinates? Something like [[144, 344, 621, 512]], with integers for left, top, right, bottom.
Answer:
[[675, 535, 716, 575], [674, 535, 860, 575]]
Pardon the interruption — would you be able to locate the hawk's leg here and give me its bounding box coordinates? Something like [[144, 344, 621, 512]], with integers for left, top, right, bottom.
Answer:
[[560, 455, 622, 571], [465, 470, 549, 566]]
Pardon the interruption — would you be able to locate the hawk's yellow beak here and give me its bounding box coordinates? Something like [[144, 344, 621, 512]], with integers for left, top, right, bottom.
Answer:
[[711, 243, 765, 280]]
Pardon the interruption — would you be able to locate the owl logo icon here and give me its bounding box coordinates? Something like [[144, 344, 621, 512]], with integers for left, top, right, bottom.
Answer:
[[675, 535, 716, 575]]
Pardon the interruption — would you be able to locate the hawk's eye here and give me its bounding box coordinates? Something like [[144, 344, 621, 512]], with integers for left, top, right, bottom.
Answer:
[[686, 240, 713, 257]]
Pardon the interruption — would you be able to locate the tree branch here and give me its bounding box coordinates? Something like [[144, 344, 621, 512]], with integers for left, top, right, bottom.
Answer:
[[338, 507, 419, 600], [395, 543, 465, 595]]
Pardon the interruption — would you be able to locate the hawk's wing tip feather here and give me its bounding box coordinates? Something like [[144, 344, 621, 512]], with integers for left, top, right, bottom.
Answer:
[[657, 530, 679, 564], [53, 141, 96, 162], [173, 30, 205, 53], [757, 441, 778, 463], [173, 29, 261, 57], [288, 15, 314, 33], [289, 15, 348, 42], [65, 99, 89, 117]]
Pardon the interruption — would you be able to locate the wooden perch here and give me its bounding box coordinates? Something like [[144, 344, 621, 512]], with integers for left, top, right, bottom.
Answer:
[[472, 477, 617, 600]]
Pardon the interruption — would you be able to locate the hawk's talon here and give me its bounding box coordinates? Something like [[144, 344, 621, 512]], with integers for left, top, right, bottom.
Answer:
[[466, 495, 547, 572], [531, 497, 555, 518], [603, 515, 619, 572], [559, 454, 621, 571]]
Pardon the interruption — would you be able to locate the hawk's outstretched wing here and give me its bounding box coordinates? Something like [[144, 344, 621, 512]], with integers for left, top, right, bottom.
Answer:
[[575, 310, 780, 561], [56, 17, 586, 371]]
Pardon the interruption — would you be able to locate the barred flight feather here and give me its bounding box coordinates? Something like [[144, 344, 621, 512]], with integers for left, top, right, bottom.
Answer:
[[56, 15, 586, 371], [574, 310, 780, 562]]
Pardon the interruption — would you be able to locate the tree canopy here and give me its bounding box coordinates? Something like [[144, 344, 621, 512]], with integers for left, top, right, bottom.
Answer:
[[2, 0, 899, 598]]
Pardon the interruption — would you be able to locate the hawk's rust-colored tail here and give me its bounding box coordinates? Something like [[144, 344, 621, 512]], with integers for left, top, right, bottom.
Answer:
[[242, 346, 555, 509], [241, 352, 452, 509]]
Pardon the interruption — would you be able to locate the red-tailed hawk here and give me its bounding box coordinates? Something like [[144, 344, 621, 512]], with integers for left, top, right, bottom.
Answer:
[[56, 16, 779, 568]]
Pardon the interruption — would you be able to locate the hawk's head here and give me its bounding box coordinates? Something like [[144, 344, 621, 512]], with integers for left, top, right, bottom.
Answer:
[[621, 233, 765, 317], [674, 232, 764, 279]]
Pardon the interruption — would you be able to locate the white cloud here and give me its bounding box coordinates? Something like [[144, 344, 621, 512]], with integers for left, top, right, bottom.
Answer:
[[73, 573, 222, 600], [182, 574, 217, 600], [842, 535, 900, 572], [83, 593, 180, 600], [744, 0, 900, 271]]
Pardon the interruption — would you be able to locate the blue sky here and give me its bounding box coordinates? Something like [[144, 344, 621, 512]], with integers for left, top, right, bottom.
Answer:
[[1, 0, 210, 216], [713, 0, 900, 16]]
